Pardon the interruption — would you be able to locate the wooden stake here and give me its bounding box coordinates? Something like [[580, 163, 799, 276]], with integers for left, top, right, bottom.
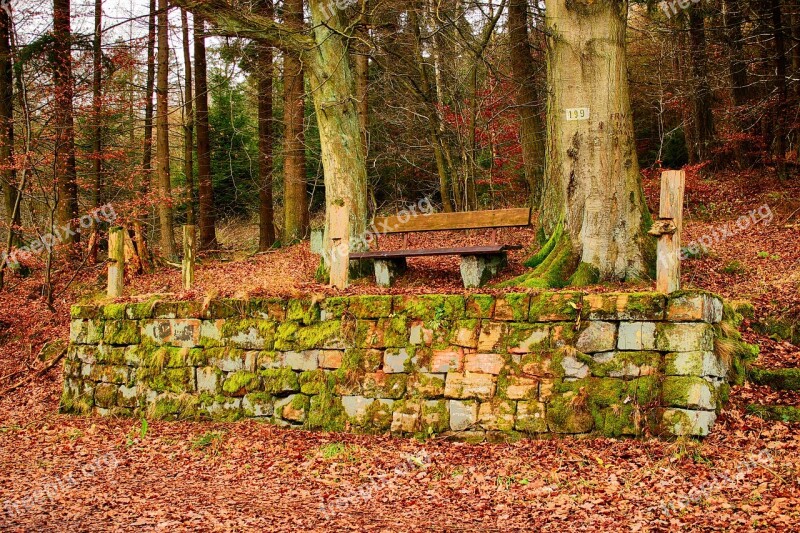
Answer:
[[649, 170, 686, 294], [107, 226, 125, 298], [182, 224, 196, 290], [329, 205, 349, 289]]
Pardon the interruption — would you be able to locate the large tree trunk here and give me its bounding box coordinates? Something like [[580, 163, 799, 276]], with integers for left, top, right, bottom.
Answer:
[[688, 6, 715, 163], [194, 15, 218, 249], [181, 9, 195, 224], [282, 0, 308, 244], [307, 0, 367, 257], [53, 0, 79, 246], [156, 0, 176, 259], [508, 0, 545, 205], [528, 0, 653, 287], [257, 0, 275, 251], [0, 8, 18, 247]]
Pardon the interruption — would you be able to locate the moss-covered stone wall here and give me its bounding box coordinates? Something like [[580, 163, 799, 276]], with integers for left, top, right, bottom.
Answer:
[[62, 290, 748, 439]]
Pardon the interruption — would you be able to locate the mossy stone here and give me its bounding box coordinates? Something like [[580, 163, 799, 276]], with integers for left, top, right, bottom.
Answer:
[[287, 299, 321, 325], [260, 368, 300, 395], [392, 295, 465, 321], [71, 305, 99, 319], [102, 320, 140, 345], [465, 295, 495, 319], [222, 371, 260, 396], [348, 295, 393, 319], [249, 298, 287, 320], [296, 320, 343, 350], [528, 292, 583, 322]]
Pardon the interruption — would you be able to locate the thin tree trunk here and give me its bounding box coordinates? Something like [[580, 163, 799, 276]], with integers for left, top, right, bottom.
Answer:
[[257, 0, 275, 250], [181, 9, 195, 225], [0, 8, 18, 247], [282, 0, 308, 244], [537, 0, 653, 285], [509, 0, 545, 206], [194, 15, 218, 250], [770, 0, 788, 177], [88, 0, 103, 264], [135, 0, 156, 272], [688, 6, 715, 163], [723, 0, 750, 108], [53, 0, 79, 246], [156, 0, 176, 259]]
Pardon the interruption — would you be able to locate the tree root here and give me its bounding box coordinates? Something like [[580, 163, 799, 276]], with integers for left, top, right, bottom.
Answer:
[[500, 222, 600, 288]]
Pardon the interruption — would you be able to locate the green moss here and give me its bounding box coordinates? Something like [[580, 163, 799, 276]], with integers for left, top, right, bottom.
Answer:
[[147, 393, 200, 421], [528, 292, 582, 322], [307, 388, 347, 431], [364, 399, 394, 430], [545, 390, 594, 434], [568, 263, 600, 287], [465, 294, 495, 319], [103, 320, 141, 345], [242, 392, 274, 417], [274, 321, 301, 350], [662, 376, 714, 409], [71, 305, 99, 319], [222, 371, 260, 396], [260, 368, 299, 395], [392, 295, 465, 321], [137, 367, 194, 394], [299, 369, 328, 395], [746, 404, 800, 423], [501, 232, 578, 289], [287, 299, 321, 325], [348, 295, 393, 319], [749, 368, 800, 391], [60, 387, 94, 415], [296, 320, 342, 350], [124, 301, 157, 320], [421, 400, 449, 434], [320, 297, 348, 319], [588, 351, 661, 378], [102, 303, 127, 320], [525, 220, 563, 268], [220, 319, 277, 348]]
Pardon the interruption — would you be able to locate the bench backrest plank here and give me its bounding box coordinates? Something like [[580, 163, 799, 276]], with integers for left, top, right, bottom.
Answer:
[[373, 207, 531, 234]]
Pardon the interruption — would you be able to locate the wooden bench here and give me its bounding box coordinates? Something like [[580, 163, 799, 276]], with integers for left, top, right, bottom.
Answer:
[[350, 208, 530, 288]]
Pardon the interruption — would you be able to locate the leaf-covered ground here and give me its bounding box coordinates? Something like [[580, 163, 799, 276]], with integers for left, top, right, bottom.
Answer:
[[0, 169, 798, 530]]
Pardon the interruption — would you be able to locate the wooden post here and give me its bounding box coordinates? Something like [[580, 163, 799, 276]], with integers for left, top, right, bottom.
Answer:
[[182, 224, 196, 290], [649, 170, 686, 294], [107, 226, 125, 298], [328, 205, 349, 289]]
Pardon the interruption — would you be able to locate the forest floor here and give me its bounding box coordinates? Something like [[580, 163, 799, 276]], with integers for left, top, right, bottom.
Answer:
[[0, 168, 798, 530]]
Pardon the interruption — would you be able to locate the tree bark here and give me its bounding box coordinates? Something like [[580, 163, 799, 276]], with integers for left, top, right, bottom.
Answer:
[[257, 0, 275, 250], [0, 8, 18, 247], [89, 0, 103, 263], [282, 0, 308, 244], [770, 0, 788, 177], [181, 9, 195, 225], [688, 6, 715, 163], [53, 0, 79, 246], [532, 0, 653, 287], [156, 0, 176, 259], [508, 0, 545, 205], [194, 15, 218, 249], [723, 0, 750, 108], [142, 0, 156, 176]]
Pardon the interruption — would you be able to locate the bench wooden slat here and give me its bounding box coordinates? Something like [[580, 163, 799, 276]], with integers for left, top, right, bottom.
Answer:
[[350, 245, 521, 260], [372, 208, 531, 234]]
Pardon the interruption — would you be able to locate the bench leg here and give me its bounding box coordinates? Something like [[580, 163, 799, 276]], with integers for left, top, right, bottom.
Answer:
[[374, 258, 407, 287], [460, 253, 507, 288]]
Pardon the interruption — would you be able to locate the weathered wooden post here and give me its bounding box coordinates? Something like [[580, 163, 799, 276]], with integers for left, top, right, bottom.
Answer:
[[649, 170, 686, 293], [107, 227, 125, 298], [182, 224, 196, 290], [328, 205, 349, 289]]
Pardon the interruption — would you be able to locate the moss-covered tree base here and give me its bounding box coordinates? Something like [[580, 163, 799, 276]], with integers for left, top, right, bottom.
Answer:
[[499, 223, 600, 289]]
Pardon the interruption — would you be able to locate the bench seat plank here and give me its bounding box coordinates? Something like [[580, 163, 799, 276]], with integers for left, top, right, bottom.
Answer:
[[350, 245, 521, 260]]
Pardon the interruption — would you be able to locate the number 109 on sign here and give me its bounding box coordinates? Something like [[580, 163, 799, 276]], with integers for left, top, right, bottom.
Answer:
[[565, 108, 590, 121]]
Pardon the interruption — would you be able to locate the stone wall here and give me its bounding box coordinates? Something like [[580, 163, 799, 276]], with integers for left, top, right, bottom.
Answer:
[[63, 290, 745, 439]]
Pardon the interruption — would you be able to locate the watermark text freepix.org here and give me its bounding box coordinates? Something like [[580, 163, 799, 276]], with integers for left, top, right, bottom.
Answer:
[[1, 203, 118, 269], [680, 204, 773, 260]]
